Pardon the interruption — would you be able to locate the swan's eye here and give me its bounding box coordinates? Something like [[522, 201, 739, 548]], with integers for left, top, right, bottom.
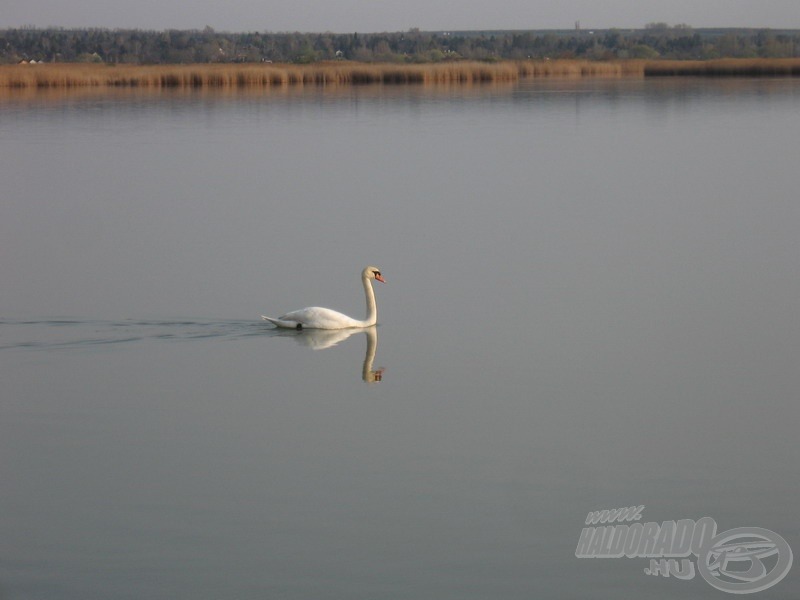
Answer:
[[373, 271, 381, 277]]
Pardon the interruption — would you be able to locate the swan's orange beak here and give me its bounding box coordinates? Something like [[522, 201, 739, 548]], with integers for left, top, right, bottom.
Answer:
[[375, 274, 386, 283]]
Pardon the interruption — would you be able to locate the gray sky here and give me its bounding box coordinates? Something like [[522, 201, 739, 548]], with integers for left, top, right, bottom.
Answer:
[[2, 0, 799, 32]]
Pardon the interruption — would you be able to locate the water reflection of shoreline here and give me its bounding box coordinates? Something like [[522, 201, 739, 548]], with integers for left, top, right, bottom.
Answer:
[[268, 325, 384, 383]]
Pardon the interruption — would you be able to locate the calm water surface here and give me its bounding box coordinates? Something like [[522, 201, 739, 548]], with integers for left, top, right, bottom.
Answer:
[[1, 78, 799, 599]]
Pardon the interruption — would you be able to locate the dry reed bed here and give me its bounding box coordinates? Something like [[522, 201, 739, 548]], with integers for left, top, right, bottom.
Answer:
[[517, 60, 645, 77], [2, 59, 800, 89], [0, 61, 628, 88], [1, 62, 523, 88], [644, 58, 800, 77]]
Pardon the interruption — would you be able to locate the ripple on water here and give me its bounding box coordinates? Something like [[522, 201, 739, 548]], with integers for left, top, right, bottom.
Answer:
[[0, 318, 272, 351]]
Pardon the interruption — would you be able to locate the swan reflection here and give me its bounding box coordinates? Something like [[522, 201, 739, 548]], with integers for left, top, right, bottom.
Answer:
[[267, 325, 384, 383]]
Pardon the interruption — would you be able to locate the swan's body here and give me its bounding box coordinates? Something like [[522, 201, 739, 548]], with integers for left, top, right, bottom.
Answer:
[[262, 266, 385, 330]]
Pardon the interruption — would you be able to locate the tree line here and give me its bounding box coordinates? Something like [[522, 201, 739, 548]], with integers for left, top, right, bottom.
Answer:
[[2, 24, 798, 64]]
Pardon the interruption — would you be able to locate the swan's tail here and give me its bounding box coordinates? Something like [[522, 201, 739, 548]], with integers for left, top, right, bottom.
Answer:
[[261, 315, 303, 330]]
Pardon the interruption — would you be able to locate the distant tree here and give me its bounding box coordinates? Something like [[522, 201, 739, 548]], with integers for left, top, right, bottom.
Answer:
[[629, 44, 659, 59], [1, 26, 798, 64]]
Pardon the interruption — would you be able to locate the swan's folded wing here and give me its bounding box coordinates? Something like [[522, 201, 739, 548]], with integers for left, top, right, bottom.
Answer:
[[261, 315, 302, 328], [263, 307, 363, 329], [288, 306, 363, 329]]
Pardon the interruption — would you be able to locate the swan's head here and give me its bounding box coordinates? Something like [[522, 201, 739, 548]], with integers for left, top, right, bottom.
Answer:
[[363, 266, 385, 283]]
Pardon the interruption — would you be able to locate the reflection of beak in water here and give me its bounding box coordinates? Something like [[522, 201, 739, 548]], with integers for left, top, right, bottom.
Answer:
[[267, 325, 384, 383]]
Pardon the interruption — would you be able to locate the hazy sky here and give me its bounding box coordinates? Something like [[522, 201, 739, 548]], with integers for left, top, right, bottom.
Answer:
[[3, 0, 799, 32]]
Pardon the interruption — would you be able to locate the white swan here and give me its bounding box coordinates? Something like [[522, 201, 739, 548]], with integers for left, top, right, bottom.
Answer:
[[262, 266, 385, 330]]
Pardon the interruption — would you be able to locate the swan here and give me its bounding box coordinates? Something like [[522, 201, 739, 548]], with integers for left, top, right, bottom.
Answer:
[[262, 266, 385, 330]]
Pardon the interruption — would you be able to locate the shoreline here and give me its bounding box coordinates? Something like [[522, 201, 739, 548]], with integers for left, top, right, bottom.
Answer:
[[2, 59, 800, 89]]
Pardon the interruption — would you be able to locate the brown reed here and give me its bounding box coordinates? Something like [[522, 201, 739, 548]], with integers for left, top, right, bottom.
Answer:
[[643, 58, 800, 77], [2, 59, 800, 90], [0, 62, 530, 89], [0, 61, 618, 89]]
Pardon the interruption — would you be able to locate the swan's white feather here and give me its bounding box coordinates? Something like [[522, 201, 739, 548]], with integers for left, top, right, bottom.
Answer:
[[261, 266, 384, 330], [262, 307, 363, 329]]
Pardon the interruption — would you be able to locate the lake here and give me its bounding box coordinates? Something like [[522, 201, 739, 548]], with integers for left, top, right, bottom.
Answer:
[[1, 77, 799, 599]]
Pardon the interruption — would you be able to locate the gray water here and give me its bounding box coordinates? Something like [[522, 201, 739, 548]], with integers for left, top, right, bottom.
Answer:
[[1, 78, 799, 599]]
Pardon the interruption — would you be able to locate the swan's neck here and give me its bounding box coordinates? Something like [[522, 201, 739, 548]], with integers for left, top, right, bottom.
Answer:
[[362, 274, 377, 326]]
